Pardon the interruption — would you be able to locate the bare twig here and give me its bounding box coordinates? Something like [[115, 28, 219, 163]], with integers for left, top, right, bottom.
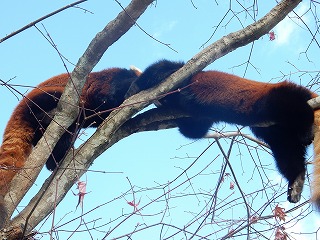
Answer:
[[3, 0, 155, 236], [0, 0, 88, 43]]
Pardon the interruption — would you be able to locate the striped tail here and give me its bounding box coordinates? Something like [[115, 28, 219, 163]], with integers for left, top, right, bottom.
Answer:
[[0, 103, 35, 196]]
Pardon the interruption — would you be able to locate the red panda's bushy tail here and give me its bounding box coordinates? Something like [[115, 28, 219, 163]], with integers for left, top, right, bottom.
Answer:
[[0, 102, 35, 196]]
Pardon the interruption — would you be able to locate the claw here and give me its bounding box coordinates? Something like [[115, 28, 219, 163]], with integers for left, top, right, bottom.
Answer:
[[287, 171, 305, 203]]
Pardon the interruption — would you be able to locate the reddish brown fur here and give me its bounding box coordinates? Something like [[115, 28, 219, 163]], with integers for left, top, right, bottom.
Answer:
[[0, 68, 139, 197], [189, 71, 282, 113], [127, 59, 320, 207], [191, 73, 320, 208], [312, 109, 320, 207]]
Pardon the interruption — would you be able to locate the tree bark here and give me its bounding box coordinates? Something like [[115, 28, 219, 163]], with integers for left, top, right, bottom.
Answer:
[[0, 0, 154, 238], [1, 0, 303, 239]]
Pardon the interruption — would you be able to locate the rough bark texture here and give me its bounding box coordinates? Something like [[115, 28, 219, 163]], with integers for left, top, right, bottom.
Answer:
[[0, 0, 303, 239], [0, 0, 154, 238]]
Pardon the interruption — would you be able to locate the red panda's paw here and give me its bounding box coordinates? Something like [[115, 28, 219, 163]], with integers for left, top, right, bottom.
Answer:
[[287, 171, 305, 203]]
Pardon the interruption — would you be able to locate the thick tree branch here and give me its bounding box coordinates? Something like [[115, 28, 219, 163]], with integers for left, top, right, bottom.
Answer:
[[1, 0, 303, 238], [9, 108, 180, 233], [2, 0, 154, 235], [7, 0, 302, 237]]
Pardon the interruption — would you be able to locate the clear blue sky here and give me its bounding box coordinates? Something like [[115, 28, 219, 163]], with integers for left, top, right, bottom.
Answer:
[[1, 1, 320, 239]]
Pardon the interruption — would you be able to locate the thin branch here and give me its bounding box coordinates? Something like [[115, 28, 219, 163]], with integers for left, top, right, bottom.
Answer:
[[114, 0, 178, 52], [1, 0, 304, 238], [3, 0, 154, 235], [0, 0, 88, 43], [9, 0, 302, 234]]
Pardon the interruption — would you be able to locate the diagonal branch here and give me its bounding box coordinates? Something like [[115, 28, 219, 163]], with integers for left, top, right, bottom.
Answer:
[[2, 0, 154, 234], [8, 0, 302, 237]]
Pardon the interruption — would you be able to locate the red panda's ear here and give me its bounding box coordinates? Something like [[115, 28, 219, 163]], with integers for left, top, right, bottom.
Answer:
[[130, 65, 142, 77]]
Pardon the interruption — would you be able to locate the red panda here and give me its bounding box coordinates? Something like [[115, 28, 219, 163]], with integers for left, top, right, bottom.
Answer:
[[0, 59, 319, 214], [126, 59, 319, 206], [0, 67, 141, 197], [312, 110, 320, 208]]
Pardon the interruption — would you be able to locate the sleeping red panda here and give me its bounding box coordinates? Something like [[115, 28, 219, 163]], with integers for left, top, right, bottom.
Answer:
[[126, 59, 319, 206], [0, 59, 319, 212], [0, 67, 141, 197]]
